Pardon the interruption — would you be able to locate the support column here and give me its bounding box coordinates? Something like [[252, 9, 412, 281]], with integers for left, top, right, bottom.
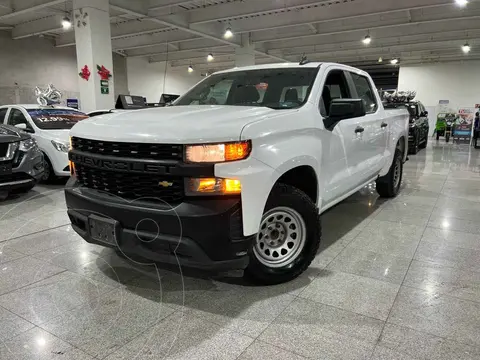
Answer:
[[73, 0, 114, 113], [235, 33, 255, 67]]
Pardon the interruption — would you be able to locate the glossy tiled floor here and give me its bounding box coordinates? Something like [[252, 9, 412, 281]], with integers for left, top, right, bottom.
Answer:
[[2, 141, 480, 359]]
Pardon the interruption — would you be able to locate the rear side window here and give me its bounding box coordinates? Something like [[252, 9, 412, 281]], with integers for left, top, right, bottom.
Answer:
[[350, 73, 378, 113]]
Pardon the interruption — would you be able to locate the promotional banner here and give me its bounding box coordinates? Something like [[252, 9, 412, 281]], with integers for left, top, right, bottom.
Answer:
[[455, 108, 474, 139]]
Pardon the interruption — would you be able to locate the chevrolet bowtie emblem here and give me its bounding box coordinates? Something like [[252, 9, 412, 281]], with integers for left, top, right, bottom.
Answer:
[[158, 181, 174, 187]]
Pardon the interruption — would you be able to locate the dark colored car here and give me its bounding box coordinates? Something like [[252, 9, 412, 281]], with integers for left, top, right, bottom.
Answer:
[[385, 100, 429, 154], [0, 124, 44, 198]]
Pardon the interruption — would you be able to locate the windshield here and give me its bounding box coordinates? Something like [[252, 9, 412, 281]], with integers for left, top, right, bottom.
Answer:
[[175, 68, 319, 109], [27, 109, 88, 130]]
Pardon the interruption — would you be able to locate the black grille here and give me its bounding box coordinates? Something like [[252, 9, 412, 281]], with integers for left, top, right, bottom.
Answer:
[[0, 143, 8, 157], [71, 137, 183, 161], [76, 165, 184, 203]]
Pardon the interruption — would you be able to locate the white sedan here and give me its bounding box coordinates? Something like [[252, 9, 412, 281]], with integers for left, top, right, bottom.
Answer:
[[0, 105, 88, 182]]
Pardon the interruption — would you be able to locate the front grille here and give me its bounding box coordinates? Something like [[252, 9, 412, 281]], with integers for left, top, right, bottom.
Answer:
[[71, 137, 183, 161], [76, 164, 184, 203], [0, 143, 8, 157]]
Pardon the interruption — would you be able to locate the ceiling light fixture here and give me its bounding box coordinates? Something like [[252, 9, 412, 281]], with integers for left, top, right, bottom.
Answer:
[[378, 57, 383, 63], [224, 27, 233, 39], [207, 53, 214, 62], [188, 65, 194, 73], [62, 16, 72, 29], [362, 34, 371, 45], [455, 0, 468, 7], [462, 42, 471, 53], [390, 58, 399, 65]]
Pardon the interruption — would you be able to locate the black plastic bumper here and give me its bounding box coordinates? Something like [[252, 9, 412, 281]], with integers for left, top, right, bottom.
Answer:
[[64, 180, 252, 271], [0, 173, 37, 192]]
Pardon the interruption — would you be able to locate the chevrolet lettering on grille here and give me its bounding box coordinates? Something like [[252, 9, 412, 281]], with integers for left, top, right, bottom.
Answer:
[[69, 152, 172, 174]]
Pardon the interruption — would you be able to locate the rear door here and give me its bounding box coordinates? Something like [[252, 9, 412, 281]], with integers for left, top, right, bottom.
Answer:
[[347, 71, 386, 177]]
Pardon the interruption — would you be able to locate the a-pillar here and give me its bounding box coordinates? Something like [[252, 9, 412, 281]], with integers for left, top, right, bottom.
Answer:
[[235, 34, 255, 67], [73, 0, 114, 113]]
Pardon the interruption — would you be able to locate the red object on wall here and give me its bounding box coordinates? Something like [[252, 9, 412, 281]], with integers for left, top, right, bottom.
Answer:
[[79, 65, 91, 81], [97, 65, 112, 80]]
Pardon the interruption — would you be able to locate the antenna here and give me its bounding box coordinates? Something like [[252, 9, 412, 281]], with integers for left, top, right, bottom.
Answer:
[[299, 53, 310, 65]]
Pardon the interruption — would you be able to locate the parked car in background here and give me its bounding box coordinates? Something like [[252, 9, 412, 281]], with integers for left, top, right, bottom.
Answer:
[[0, 124, 44, 198], [385, 99, 429, 154], [0, 105, 89, 182], [66, 62, 409, 284]]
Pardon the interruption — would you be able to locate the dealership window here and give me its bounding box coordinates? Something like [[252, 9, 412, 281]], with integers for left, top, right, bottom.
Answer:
[[350, 73, 378, 113]]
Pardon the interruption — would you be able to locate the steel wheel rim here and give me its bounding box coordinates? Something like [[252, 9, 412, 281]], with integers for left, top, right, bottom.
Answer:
[[253, 207, 307, 268], [393, 159, 401, 189]]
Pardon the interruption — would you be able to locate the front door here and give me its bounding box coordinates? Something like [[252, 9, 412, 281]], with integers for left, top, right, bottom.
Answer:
[[319, 69, 367, 205]]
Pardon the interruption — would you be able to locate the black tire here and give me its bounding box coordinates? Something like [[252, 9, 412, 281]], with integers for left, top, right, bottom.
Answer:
[[41, 155, 56, 183], [445, 133, 450, 143], [376, 148, 403, 198], [419, 133, 428, 149], [436, 132, 440, 140], [244, 183, 321, 285], [409, 135, 419, 154]]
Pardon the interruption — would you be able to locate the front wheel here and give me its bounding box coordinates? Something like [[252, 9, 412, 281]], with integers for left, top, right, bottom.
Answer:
[[445, 133, 450, 143], [376, 148, 403, 198], [41, 155, 56, 183], [245, 184, 321, 285]]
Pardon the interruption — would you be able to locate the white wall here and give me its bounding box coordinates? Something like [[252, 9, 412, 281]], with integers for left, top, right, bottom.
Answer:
[[398, 61, 480, 134], [0, 31, 128, 107], [126, 57, 202, 103], [398, 61, 480, 109]]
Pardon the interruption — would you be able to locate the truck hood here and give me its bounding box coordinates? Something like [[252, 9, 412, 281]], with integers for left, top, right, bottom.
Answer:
[[70, 105, 283, 143]]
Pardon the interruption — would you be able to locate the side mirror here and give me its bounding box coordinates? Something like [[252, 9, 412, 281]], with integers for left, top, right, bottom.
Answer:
[[325, 99, 366, 129], [15, 123, 27, 130]]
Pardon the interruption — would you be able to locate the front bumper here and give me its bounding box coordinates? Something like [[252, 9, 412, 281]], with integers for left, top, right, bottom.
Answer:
[[64, 179, 252, 271], [0, 147, 44, 192]]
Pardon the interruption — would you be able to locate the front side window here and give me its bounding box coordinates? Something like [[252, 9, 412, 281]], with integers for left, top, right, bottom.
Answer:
[[8, 109, 30, 127], [350, 73, 378, 113], [27, 108, 88, 130], [175, 68, 318, 110], [320, 70, 351, 116]]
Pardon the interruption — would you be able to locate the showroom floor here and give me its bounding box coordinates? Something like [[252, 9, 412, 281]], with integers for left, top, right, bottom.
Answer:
[[1, 141, 480, 360]]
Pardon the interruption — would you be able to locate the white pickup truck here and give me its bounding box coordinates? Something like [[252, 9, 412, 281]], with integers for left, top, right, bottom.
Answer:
[[65, 62, 409, 284]]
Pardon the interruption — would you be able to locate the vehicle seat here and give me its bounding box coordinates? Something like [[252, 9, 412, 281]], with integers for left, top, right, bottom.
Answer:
[[285, 88, 299, 103], [233, 85, 260, 104]]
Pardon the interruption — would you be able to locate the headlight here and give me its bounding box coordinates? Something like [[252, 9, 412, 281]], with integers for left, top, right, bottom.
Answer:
[[19, 138, 37, 152], [51, 140, 69, 153], [186, 178, 241, 196], [185, 141, 251, 163]]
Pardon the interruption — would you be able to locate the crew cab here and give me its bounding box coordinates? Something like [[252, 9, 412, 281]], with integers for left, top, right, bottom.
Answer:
[[0, 124, 44, 198], [0, 105, 89, 182], [66, 62, 409, 284]]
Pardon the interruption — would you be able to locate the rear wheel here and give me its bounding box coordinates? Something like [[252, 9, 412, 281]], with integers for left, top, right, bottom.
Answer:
[[409, 135, 419, 154], [419, 133, 428, 149], [376, 148, 403, 198], [436, 132, 440, 140], [245, 183, 321, 285], [41, 155, 56, 183]]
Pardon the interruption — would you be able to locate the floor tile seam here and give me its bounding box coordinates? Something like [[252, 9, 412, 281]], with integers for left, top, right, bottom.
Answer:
[[0, 224, 70, 245], [0, 269, 68, 298], [369, 191, 438, 357], [234, 338, 311, 360], [0, 252, 29, 266], [0, 304, 37, 341]]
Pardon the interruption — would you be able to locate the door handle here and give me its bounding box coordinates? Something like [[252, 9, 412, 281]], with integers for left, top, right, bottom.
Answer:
[[381, 122, 388, 128], [355, 126, 365, 133]]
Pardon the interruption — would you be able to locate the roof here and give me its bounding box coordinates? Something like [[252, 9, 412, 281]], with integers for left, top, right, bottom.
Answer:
[[215, 62, 323, 74], [0, 104, 81, 111]]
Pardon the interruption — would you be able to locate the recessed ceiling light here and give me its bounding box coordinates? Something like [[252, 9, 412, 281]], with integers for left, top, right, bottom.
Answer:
[[188, 65, 194, 73], [462, 42, 471, 53], [378, 57, 383, 63], [207, 53, 214, 62], [62, 16, 72, 29], [455, 0, 468, 7], [390, 58, 399, 65], [224, 27, 233, 39], [362, 34, 371, 45]]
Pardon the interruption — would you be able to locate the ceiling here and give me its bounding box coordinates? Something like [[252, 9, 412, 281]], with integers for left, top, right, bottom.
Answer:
[[0, 0, 478, 87]]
